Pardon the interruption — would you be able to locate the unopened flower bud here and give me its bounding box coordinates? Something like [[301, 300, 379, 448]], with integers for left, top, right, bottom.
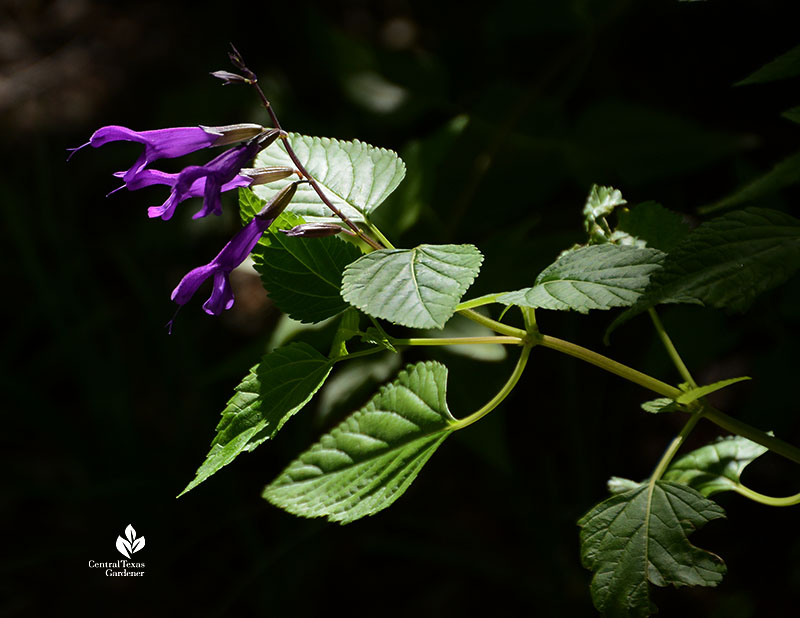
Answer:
[[240, 166, 296, 186], [200, 123, 265, 146], [257, 180, 308, 221], [210, 70, 250, 85], [280, 223, 349, 238]]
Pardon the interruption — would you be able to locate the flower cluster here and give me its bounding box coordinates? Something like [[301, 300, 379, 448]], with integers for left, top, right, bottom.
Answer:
[[70, 122, 298, 321]]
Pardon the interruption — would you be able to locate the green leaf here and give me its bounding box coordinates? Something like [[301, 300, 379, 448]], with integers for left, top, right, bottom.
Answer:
[[579, 481, 726, 618], [264, 361, 457, 523], [243, 195, 362, 323], [180, 343, 332, 496], [616, 202, 690, 252], [584, 184, 627, 242], [675, 376, 751, 405], [640, 398, 683, 414], [607, 476, 642, 494], [252, 132, 406, 224], [699, 151, 800, 215], [663, 436, 769, 497], [498, 245, 665, 313], [782, 106, 800, 124], [736, 42, 800, 85], [341, 244, 483, 329], [608, 208, 800, 337]]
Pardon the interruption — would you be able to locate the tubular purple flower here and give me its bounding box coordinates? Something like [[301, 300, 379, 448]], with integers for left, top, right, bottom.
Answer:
[[171, 181, 303, 315], [113, 130, 281, 220], [68, 123, 265, 184]]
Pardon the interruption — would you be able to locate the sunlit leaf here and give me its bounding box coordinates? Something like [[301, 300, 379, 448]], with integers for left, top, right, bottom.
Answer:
[[264, 361, 457, 523], [499, 244, 664, 313], [180, 343, 332, 496], [252, 133, 406, 223], [341, 244, 483, 329]]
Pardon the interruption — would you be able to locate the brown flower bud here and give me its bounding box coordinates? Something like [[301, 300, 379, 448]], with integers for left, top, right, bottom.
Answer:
[[256, 180, 308, 221], [280, 223, 349, 238], [240, 166, 296, 186]]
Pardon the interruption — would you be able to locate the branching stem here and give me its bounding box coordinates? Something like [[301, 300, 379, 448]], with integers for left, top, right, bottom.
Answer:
[[648, 308, 697, 388], [450, 345, 532, 430], [393, 335, 523, 347]]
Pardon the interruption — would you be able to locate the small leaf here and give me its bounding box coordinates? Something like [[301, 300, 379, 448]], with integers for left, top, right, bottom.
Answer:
[[579, 481, 726, 617], [608, 208, 800, 337], [499, 244, 665, 314], [253, 133, 406, 224], [264, 361, 457, 523], [116, 536, 132, 559], [607, 476, 641, 495], [640, 398, 683, 414], [616, 202, 690, 252], [736, 42, 800, 85], [125, 524, 136, 544], [180, 343, 333, 496], [675, 376, 751, 405], [341, 244, 483, 329], [663, 435, 769, 497], [584, 185, 627, 232], [131, 537, 145, 553]]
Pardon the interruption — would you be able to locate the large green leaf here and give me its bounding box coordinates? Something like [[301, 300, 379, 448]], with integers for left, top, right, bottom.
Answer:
[[579, 481, 726, 618], [252, 132, 406, 224], [736, 42, 800, 85], [180, 343, 332, 496], [608, 208, 800, 337], [498, 244, 664, 313], [663, 436, 768, 497], [264, 361, 457, 523], [240, 189, 363, 324], [341, 244, 483, 329]]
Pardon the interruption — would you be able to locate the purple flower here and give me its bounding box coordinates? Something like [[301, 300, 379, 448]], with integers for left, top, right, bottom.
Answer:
[[115, 163, 254, 221], [68, 123, 265, 184], [113, 130, 280, 220], [171, 181, 303, 316]]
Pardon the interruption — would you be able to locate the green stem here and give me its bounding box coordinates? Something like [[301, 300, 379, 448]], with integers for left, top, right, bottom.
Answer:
[[650, 412, 703, 482], [455, 293, 503, 312], [365, 221, 396, 250], [450, 345, 532, 430], [732, 484, 800, 507], [702, 406, 800, 466], [458, 308, 529, 339], [538, 334, 682, 398], [332, 346, 385, 364], [648, 308, 697, 388], [392, 335, 523, 347]]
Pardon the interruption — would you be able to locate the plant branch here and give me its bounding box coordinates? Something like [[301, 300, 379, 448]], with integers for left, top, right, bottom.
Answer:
[[457, 308, 529, 339], [701, 406, 800, 466], [538, 334, 682, 398], [650, 412, 703, 482], [648, 308, 697, 388], [392, 335, 523, 347], [450, 345, 533, 430]]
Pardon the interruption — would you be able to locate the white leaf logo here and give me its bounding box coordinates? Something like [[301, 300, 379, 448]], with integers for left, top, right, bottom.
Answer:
[[116, 524, 145, 558]]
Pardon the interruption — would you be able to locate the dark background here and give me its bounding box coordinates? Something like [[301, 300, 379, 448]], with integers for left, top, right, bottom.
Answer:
[[3, 0, 800, 616]]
